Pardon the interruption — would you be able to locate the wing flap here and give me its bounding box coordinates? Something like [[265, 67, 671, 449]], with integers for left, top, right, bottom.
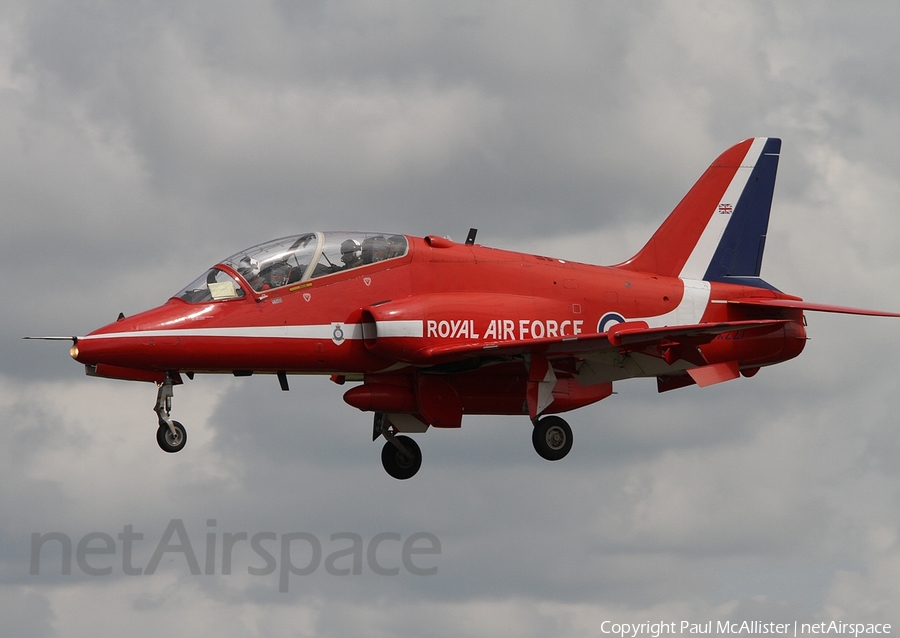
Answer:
[[686, 361, 740, 387]]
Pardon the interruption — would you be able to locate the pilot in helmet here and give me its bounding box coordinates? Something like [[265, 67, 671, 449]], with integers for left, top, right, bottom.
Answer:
[[237, 256, 269, 291], [341, 239, 363, 269], [237, 256, 260, 279]]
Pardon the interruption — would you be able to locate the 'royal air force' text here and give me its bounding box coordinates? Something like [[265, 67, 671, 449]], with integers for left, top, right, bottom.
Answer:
[[426, 319, 585, 341]]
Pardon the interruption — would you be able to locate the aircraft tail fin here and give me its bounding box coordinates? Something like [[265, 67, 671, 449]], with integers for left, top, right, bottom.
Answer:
[[616, 137, 781, 283]]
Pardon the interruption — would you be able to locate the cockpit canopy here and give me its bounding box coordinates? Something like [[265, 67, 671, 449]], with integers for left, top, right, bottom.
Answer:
[[176, 231, 408, 303]]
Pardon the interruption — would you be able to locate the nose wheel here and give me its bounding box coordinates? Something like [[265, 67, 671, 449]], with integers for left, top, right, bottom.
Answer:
[[154, 375, 188, 453], [532, 415, 572, 461], [157, 420, 187, 453]]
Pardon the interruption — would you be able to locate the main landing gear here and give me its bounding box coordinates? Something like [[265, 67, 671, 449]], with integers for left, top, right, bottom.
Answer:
[[532, 415, 573, 461], [374, 413, 422, 480], [371, 412, 573, 478], [154, 375, 187, 453]]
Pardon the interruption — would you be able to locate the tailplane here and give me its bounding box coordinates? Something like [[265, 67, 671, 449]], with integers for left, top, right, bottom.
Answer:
[[617, 137, 781, 285]]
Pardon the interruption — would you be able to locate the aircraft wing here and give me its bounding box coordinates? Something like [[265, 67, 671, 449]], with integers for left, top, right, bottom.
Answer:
[[415, 319, 790, 364], [727, 298, 900, 317]]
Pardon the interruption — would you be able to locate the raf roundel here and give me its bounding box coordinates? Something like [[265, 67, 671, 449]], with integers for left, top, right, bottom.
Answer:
[[597, 312, 626, 334]]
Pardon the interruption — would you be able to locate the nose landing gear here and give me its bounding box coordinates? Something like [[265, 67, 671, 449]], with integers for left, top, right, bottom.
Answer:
[[154, 375, 187, 453], [156, 420, 187, 453]]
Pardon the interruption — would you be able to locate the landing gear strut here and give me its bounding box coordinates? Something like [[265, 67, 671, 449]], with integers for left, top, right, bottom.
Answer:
[[532, 415, 572, 461], [375, 413, 422, 480], [154, 375, 187, 453]]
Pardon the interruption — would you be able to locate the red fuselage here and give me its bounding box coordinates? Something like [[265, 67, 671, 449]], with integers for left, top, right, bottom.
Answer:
[[73, 235, 806, 402]]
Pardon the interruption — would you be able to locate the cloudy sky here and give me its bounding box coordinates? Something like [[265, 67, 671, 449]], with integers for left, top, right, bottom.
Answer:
[[4, 1, 900, 636]]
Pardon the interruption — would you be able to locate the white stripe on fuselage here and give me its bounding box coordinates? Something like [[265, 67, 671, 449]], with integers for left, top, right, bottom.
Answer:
[[81, 288, 707, 344], [79, 320, 424, 341], [372, 320, 424, 338], [632, 278, 711, 328], [678, 137, 767, 280]]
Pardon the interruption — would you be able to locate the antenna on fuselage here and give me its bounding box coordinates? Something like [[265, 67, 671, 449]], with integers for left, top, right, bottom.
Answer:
[[465, 228, 478, 245]]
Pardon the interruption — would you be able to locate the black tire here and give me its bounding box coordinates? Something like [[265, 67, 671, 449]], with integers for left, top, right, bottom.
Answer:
[[532, 416, 572, 461], [157, 421, 187, 453], [381, 435, 422, 480]]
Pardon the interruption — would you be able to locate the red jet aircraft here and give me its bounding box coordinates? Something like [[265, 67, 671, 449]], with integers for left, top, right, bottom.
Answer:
[[42, 138, 900, 478]]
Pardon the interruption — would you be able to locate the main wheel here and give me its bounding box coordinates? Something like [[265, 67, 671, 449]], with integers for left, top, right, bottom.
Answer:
[[532, 416, 572, 461], [381, 435, 422, 480], [157, 421, 187, 453]]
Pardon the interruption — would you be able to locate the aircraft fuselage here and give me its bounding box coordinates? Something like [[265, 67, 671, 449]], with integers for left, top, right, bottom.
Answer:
[[72, 235, 806, 382]]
